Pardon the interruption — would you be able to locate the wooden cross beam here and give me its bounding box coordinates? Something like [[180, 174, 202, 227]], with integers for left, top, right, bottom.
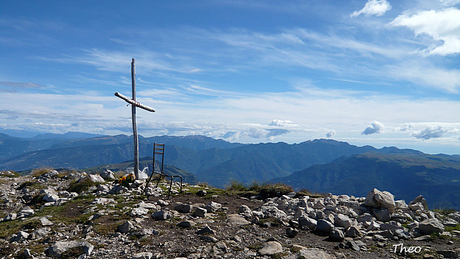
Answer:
[[114, 58, 155, 180]]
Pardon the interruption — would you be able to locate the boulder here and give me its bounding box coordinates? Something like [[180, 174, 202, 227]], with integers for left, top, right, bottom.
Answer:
[[374, 191, 396, 212], [364, 188, 380, 208], [419, 218, 444, 235], [409, 195, 429, 211], [316, 219, 334, 233], [373, 208, 391, 222], [329, 228, 345, 242], [334, 214, 352, 228], [298, 216, 317, 230], [258, 241, 282, 256]]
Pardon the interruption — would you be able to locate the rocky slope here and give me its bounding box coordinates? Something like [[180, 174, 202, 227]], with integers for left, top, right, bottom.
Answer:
[[0, 169, 459, 259]]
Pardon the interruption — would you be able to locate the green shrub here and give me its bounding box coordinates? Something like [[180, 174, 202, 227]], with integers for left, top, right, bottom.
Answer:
[[259, 183, 293, 199], [68, 178, 99, 194], [226, 180, 247, 192]]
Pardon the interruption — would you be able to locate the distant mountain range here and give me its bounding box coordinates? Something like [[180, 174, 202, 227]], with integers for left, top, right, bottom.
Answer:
[[0, 132, 459, 209], [271, 152, 460, 210]]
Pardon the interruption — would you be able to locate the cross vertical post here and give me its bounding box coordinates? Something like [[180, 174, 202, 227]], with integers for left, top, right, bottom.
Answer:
[[131, 58, 139, 179], [115, 58, 156, 180]]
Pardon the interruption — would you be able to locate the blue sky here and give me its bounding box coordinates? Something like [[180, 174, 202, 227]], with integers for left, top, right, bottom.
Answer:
[[1, 0, 460, 154]]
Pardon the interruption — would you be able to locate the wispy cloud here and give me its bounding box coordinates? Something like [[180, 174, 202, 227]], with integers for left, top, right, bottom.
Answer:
[[0, 81, 47, 89], [351, 0, 392, 18]]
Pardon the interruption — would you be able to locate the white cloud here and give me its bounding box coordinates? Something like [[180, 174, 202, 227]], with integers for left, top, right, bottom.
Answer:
[[390, 8, 460, 56], [362, 121, 385, 135], [412, 126, 448, 140], [351, 0, 392, 18]]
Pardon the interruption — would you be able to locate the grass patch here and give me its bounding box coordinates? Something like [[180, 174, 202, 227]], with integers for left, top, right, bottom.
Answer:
[[0, 217, 41, 239], [433, 208, 456, 216], [16, 180, 45, 191], [0, 170, 20, 178], [30, 168, 52, 178]]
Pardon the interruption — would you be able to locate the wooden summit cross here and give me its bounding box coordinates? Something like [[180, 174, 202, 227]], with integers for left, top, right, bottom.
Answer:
[[115, 58, 155, 179]]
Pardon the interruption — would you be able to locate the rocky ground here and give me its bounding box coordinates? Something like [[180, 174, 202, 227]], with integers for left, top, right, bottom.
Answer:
[[0, 169, 459, 259]]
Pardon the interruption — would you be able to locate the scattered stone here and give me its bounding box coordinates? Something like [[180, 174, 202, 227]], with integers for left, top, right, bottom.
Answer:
[[196, 190, 207, 197], [286, 227, 299, 238], [298, 247, 336, 259], [117, 221, 136, 233], [205, 201, 222, 212], [3, 213, 17, 221], [196, 226, 216, 235], [239, 204, 253, 218], [226, 214, 251, 226], [100, 169, 116, 180], [130, 207, 149, 217], [46, 240, 94, 258], [92, 197, 116, 205], [131, 252, 153, 259], [82, 174, 105, 183], [177, 220, 196, 228], [174, 203, 193, 213], [18, 206, 35, 218], [193, 207, 207, 218], [152, 210, 171, 220], [436, 250, 458, 258], [200, 236, 219, 243], [346, 240, 360, 251], [39, 217, 54, 226], [345, 226, 362, 238]]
